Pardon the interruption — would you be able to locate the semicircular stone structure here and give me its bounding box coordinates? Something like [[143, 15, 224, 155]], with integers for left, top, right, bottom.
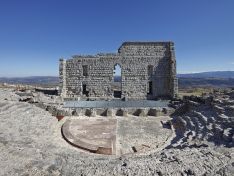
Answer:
[[62, 119, 117, 155], [61, 117, 173, 155]]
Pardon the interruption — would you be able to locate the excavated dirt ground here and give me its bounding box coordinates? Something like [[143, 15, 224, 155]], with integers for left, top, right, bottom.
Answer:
[[0, 88, 233, 176]]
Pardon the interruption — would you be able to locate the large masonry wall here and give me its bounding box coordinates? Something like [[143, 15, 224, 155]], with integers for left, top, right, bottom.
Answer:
[[59, 42, 177, 100]]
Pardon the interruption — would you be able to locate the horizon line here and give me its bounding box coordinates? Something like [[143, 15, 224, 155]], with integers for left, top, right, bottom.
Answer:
[[0, 70, 234, 78]]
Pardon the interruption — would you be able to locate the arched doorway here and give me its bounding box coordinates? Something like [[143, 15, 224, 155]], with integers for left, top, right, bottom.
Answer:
[[113, 64, 122, 98]]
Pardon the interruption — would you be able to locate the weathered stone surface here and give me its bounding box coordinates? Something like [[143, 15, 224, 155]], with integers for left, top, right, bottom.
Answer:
[[170, 89, 234, 148], [59, 42, 178, 100], [0, 88, 234, 175], [62, 119, 117, 155]]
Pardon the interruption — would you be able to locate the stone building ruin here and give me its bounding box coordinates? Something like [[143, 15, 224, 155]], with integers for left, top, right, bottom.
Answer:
[[59, 42, 178, 100]]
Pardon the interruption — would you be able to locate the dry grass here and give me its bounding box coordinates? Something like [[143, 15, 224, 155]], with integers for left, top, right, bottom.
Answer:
[[178, 87, 214, 98]]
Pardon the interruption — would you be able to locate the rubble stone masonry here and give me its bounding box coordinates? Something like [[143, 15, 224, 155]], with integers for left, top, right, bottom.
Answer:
[[59, 42, 178, 100]]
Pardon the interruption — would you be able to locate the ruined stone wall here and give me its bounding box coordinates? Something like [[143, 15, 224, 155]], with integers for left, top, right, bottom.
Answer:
[[59, 42, 178, 100]]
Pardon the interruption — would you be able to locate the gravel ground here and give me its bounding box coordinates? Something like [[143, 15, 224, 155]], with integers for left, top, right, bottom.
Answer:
[[0, 88, 233, 176]]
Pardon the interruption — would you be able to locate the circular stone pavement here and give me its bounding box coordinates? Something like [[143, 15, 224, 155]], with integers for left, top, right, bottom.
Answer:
[[62, 116, 173, 156]]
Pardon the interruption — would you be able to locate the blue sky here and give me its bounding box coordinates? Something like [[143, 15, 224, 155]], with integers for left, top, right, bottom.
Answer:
[[0, 0, 233, 77]]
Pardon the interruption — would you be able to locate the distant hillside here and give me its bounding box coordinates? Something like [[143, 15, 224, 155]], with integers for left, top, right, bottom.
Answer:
[[178, 71, 234, 88], [0, 76, 59, 86], [178, 71, 234, 78], [1, 71, 234, 88], [114, 76, 121, 82], [179, 78, 234, 88]]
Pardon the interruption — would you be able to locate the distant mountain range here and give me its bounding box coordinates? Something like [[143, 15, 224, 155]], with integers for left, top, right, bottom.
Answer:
[[178, 71, 234, 78], [178, 77, 234, 88], [0, 71, 234, 88], [177, 71, 234, 88]]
